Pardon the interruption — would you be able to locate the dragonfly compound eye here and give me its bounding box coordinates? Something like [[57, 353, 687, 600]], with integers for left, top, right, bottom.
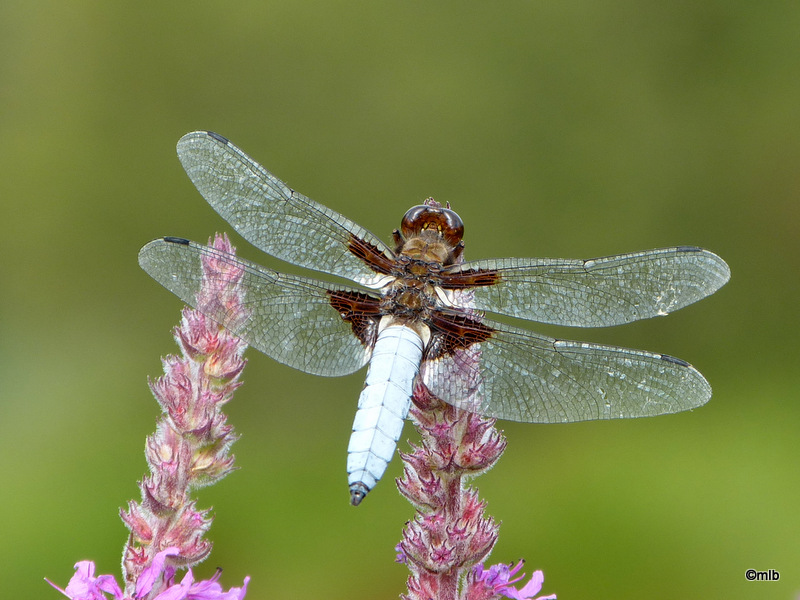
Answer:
[[401, 205, 465, 247]]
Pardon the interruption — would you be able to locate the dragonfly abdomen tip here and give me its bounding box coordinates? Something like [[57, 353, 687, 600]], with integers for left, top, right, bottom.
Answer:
[[349, 483, 369, 506]]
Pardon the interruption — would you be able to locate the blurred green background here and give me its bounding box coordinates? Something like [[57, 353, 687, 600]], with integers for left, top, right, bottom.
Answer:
[[2, 1, 798, 598]]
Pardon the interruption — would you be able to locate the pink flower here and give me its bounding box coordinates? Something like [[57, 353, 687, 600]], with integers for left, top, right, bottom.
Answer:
[[47, 561, 123, 600], [472, 561, 556, 600], [48, 548, 249, 600], [150, 568, 249, 600]]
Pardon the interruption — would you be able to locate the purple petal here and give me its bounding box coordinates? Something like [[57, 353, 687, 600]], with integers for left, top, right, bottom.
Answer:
[[220, 576, 250, 600], [515, 569, 544, 598], [136, 547, 180, 598], [95, 575, 124, 598], [151, 569, 249, 600], [151, 570, 194, 600], [511, 569, 557, 600], [47, 561, 124, 600]]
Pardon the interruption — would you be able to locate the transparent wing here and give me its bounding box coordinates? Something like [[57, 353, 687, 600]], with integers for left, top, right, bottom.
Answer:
[[176, 131, 394, 287], [138, 237, 375, 377], [421, 316, 711, 423], [446, 247, 730, 327]]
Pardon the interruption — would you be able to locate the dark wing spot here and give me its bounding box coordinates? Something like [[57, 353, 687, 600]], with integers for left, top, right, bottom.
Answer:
[[207, 131, 230, 145], [163, 236, 191, 245], [660, 353, 690, 367]]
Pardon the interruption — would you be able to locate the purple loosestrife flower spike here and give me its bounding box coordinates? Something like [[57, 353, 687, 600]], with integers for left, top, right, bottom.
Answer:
[[396, 383, 555, 600], [396, 200, 553, 600], [122, 233, 249, 593], [397, 382, 504, 600], [49, 234, 249, 599]]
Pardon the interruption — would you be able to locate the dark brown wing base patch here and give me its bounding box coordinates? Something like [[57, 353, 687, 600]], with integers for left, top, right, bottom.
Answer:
[[327, 289, 382, 348], [348, 233, 396, 276], [439, 267, 501, 289], [426, 310, 495, 360]]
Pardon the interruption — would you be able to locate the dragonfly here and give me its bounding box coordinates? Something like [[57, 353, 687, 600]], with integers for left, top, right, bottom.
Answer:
[[139, 131, 730, 506]]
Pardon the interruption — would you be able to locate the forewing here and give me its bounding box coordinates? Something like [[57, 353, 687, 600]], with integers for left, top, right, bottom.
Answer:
[[176, 131, 394, 287], [421, 315, 711, 423], [443, 247, 730, 327], [139, 237, 378, 377]]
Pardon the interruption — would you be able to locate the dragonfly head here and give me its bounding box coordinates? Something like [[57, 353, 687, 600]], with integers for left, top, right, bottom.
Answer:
[[401, 203, 464, 248]]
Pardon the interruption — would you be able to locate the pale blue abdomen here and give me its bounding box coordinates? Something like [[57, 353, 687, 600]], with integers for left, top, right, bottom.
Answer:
[[347, 325, 424, 505]]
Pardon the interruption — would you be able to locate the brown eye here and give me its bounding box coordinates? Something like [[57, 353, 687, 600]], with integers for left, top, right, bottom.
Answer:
[[401, 205, 465, 246]]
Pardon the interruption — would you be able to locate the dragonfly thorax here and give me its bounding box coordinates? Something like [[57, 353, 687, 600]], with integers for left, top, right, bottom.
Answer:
[[380, 276, 438, 325], [398, 233, 454, 265]]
